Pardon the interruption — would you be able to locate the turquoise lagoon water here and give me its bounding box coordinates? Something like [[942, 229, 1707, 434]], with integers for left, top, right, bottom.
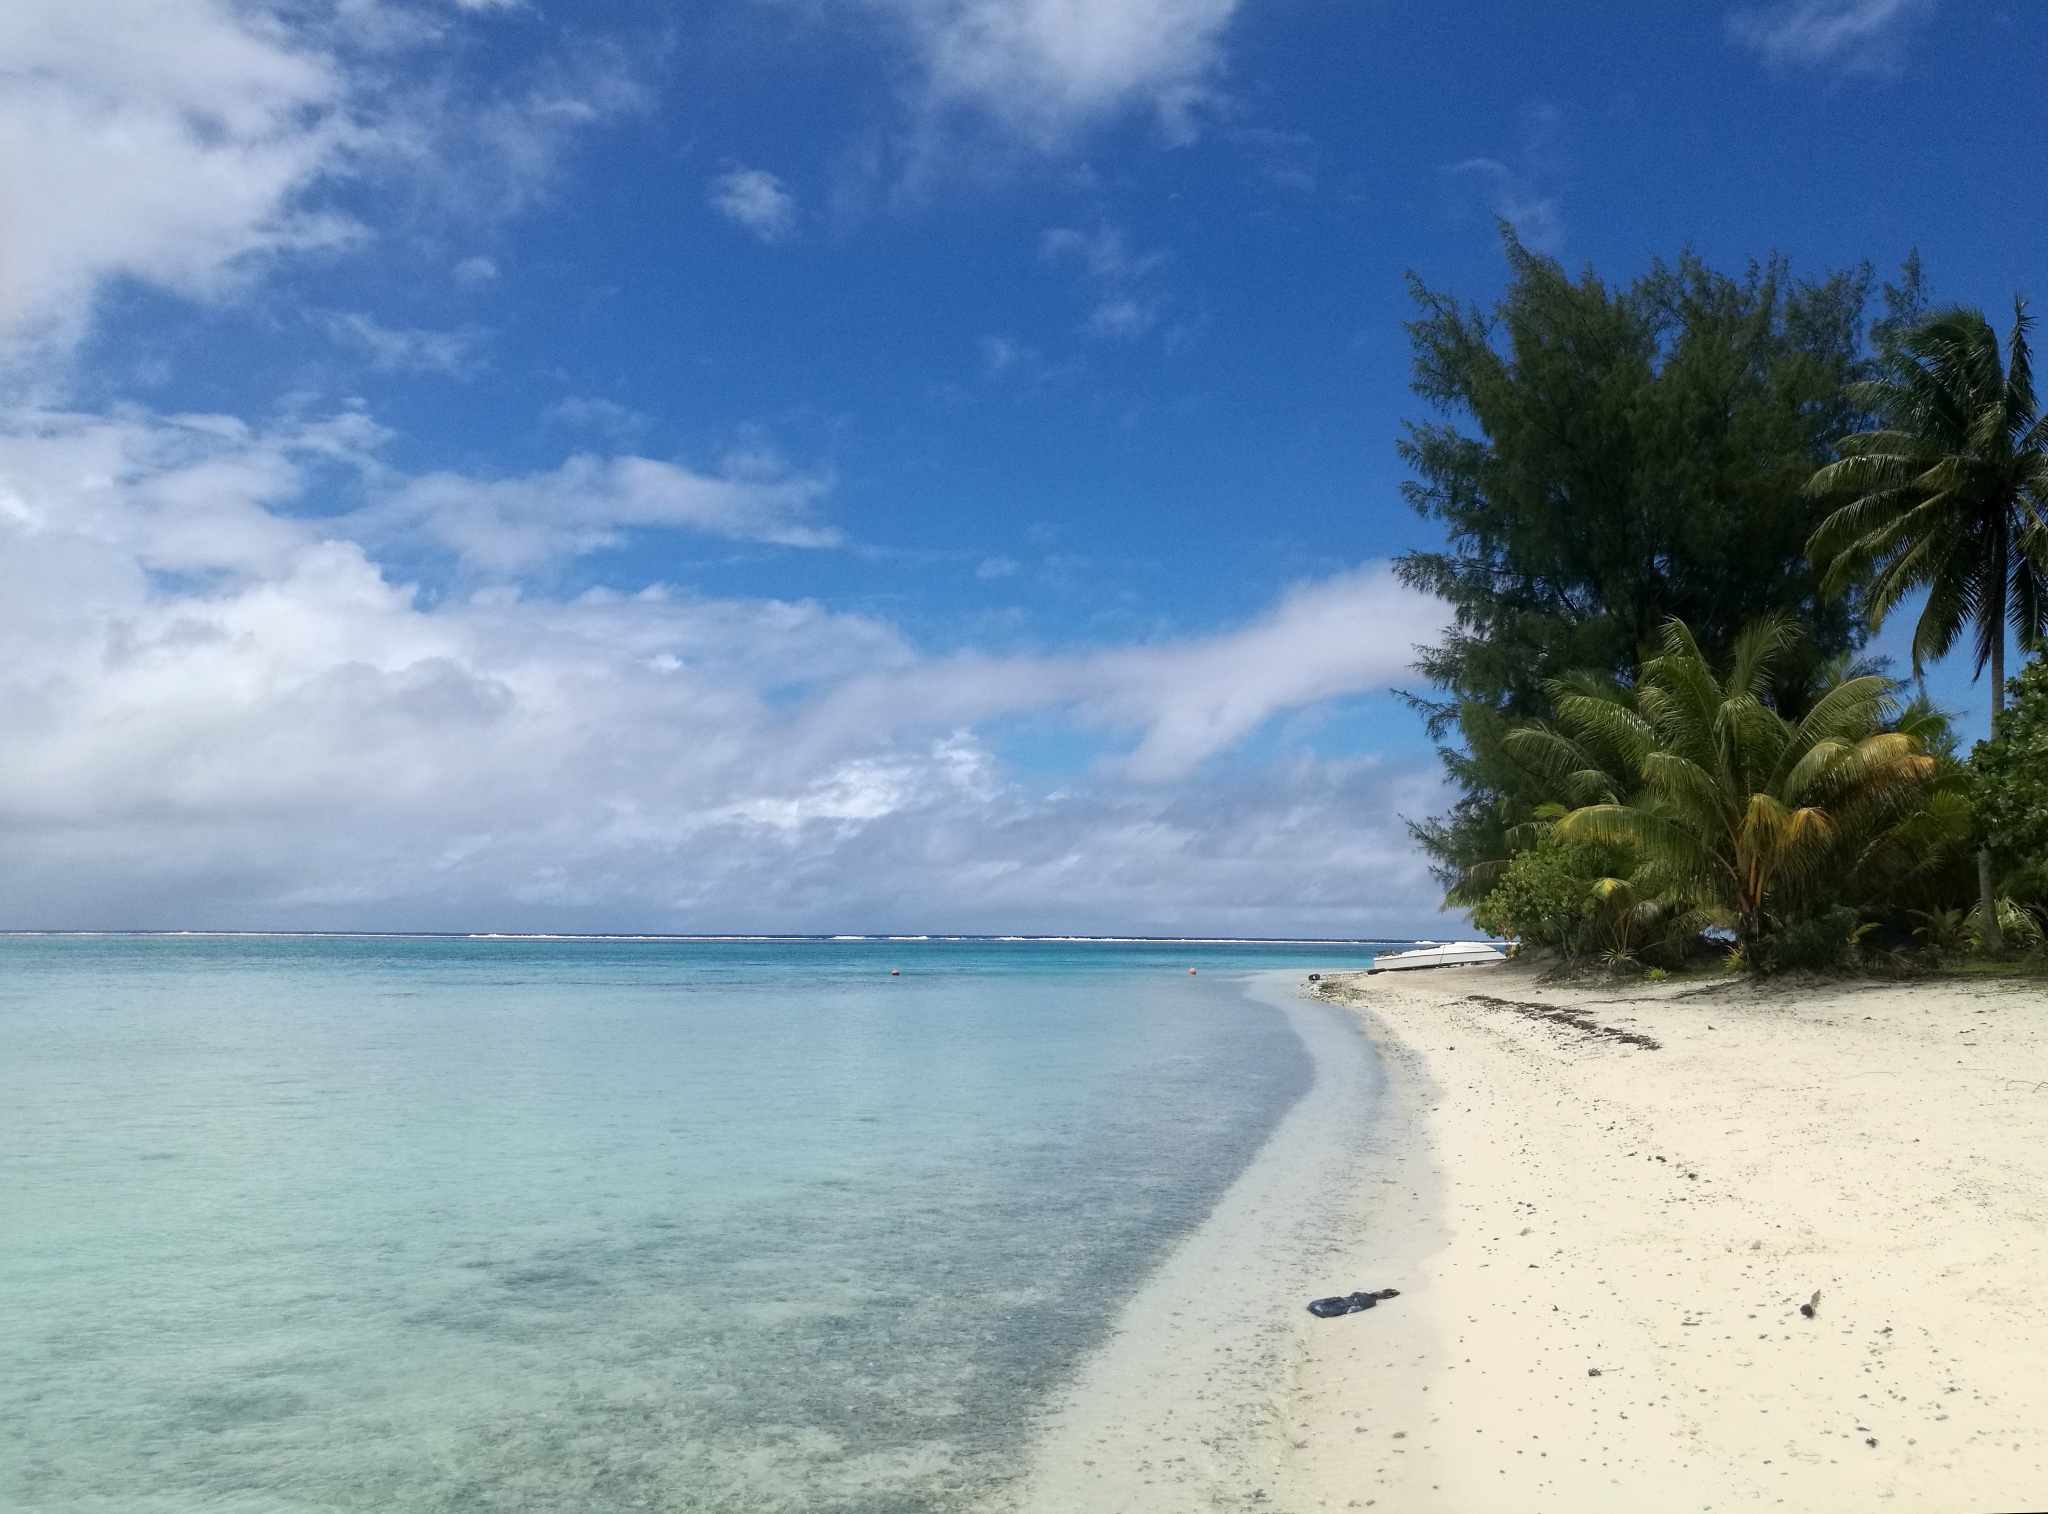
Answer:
[[0, 935, 1392, 1512]]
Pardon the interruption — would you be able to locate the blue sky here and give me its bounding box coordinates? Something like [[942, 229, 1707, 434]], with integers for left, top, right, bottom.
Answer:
[[0, 0, 2039, 933]]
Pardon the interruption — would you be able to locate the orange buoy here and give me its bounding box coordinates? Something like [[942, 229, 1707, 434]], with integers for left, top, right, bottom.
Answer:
[[1188, 968, 1197, 975], [891, 969, 900, 976]]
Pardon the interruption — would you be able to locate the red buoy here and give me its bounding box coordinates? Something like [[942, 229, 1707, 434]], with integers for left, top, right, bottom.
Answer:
[[1188, 968, 1197, 975], [891, 969, 900, 976]]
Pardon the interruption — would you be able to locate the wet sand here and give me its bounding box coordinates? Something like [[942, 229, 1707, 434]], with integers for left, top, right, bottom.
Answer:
[[999, 972, 1392, 1512]]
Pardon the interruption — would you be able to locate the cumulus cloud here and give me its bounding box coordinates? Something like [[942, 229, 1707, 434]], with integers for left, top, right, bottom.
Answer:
[[808, 564, 1440, 781], [1728, 0, 1934, 71], [0, 0, 353, 355], [0, 405, 1450, 934], [710, 168, 798, 241], [862, 0, 1240, 146], [0, 1, 1455, 936], [0, 1, 641, 365]]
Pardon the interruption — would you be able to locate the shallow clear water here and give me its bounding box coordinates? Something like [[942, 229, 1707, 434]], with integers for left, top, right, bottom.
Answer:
[[0, 936, 1388, 1512]]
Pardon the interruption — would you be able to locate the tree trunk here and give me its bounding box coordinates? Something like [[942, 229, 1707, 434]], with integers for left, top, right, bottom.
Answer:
[[1736, 890, 1762, 974], [1980, 593, 2007, 953]]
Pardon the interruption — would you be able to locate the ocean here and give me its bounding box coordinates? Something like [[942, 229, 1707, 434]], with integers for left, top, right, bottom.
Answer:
[[0, 935, 1391, 1512]]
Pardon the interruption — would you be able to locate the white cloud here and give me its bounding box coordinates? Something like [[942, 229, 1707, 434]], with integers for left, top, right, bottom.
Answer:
[[0, 1, 1453, 935], [808, 563, 1442, 781], [326, 312, 483, 373], [1042, 224, 1168, 337], [862, 0, 1240, 146], [0, 0, 355, 358], [1445, 159, 1561, 255], [373, 451, 842, 572], [1444, 104, 1565, 254], [0, 405, 1451, 934], [0, 2, 643, 368], [1728, 0, 1934, 70], [0, 407, 383, 578], [543, 395, 652, 442], [710, 168, 798, 242]]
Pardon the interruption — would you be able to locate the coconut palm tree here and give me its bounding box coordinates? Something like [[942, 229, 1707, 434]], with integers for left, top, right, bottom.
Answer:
[[1805, 301, 2048, 948], [1506, 618, 1936, 971]]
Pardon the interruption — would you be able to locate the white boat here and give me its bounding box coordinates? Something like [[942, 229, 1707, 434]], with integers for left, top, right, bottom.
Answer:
[[1367, 940, 1507, 973]]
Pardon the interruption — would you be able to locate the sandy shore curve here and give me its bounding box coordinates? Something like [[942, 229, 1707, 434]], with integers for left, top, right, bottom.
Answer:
[[999, 960, 2048, 1513]]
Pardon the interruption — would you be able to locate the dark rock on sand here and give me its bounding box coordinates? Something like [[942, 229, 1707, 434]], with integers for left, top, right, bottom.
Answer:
[[1308, 1288, 1402, 1318]]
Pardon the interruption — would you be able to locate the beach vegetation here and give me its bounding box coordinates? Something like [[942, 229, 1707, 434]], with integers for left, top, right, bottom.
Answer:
[[1504, 618, 1940, 973], [1400, 231, 1886, 887], [1392, 241, 2048, 972], [1464, 820, 1605, 954], [1463, 816, 1695, 966], [1971, 655, 2048, 935], [1806, 300, 2048, 949]]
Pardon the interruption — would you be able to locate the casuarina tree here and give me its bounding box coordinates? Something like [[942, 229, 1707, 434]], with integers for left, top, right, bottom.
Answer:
[[1400, 232, 1874, 889]]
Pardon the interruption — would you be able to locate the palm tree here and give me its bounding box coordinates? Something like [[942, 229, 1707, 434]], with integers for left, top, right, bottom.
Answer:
[[1806, 301, 2048, 948], [1506, 618, 1935, 971]]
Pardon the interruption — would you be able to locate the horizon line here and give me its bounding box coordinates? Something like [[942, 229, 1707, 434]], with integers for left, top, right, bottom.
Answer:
[[0, 930, 1424, 945]]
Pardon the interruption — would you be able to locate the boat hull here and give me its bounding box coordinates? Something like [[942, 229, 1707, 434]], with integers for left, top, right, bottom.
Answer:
[[1366, 943, 1506, 974]]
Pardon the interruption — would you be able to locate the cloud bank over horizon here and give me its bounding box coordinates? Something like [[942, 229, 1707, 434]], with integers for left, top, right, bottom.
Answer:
[[0, 401, 1446, 932], [0, 0, 1477, 937]]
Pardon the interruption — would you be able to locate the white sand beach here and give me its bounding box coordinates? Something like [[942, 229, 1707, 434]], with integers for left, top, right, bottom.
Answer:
[[1009, 962, 2048, 1513]]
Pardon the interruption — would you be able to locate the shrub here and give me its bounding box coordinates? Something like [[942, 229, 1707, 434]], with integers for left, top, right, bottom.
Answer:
[[1975, 658, 2048, 874], [1757, 906, 1864, 974], [1469, 835, 1603, 953]]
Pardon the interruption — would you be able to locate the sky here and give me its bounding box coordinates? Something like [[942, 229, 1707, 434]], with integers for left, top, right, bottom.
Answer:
[[0, 0, 2041, 935]]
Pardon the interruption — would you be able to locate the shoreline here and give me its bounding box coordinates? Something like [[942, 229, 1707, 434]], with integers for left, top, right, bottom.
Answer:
[[998, 961, 2048, 1512], [999, 970, 1405, 1512]]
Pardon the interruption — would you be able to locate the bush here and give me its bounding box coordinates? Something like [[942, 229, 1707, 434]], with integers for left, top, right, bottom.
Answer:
[[1975, 658, 2048, 872], [1756, 906, 1863, 974], [1469, 836, 1600, 953]]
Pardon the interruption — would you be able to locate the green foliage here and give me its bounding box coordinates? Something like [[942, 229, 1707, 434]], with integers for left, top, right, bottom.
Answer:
[[1807, 300, 2048, 949], [1467, 834, 1596, 950], [1911, 906, 1973, 954], [1399, 232, 1880, 884], [1757, 906, 1864, 974], [1974, 657, 2048, 870], [1465, 816, 1634, 956], [1973, 898, 2046, 951], [1465, 820, 1699, 967], [1828, 696, 1975, 925], [1509, 618, 1940, 971], [1807, 304, 2048, 694]]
